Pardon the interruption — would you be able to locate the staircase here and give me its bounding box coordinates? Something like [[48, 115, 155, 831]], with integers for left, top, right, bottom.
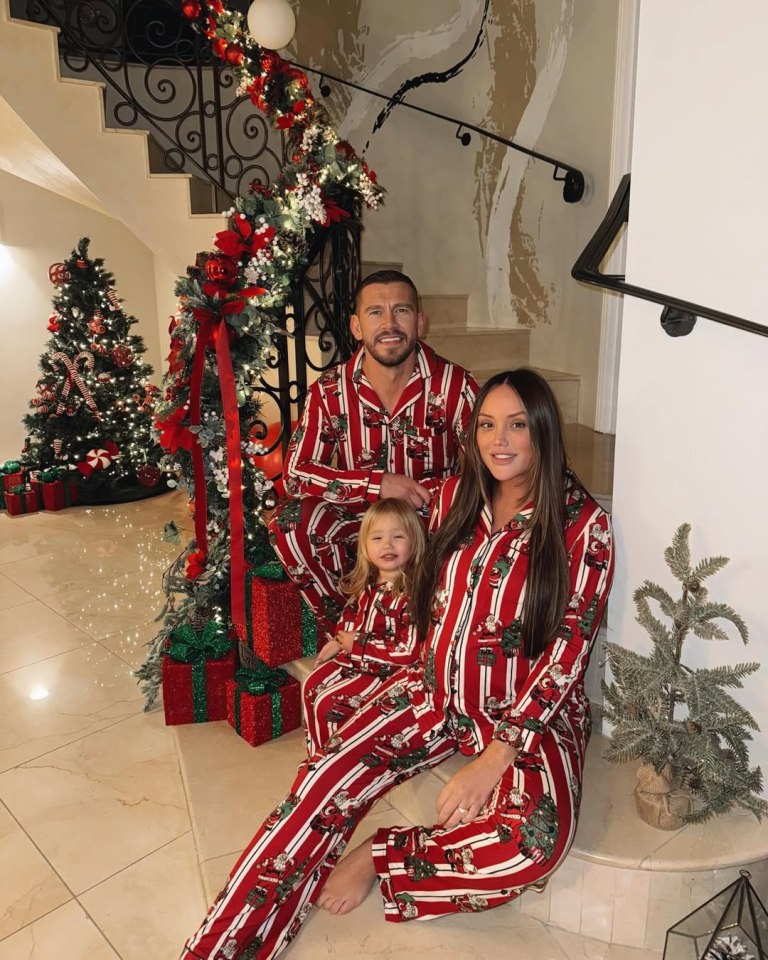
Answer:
[[0, 1, 221, 280]]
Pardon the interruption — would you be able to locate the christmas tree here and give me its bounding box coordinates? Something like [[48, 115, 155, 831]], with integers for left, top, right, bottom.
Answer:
[[134, 1, 383, 709], [602, 523, 768, 824], [22, 238, 163, 499]]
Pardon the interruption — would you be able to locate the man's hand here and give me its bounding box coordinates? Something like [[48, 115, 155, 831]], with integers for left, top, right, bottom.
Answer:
[[380, 473, 431, 510], [436, 740, 518, 829]]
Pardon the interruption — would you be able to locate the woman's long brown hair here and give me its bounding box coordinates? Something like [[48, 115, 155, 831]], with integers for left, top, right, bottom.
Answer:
[[412, 369, 569, 659]]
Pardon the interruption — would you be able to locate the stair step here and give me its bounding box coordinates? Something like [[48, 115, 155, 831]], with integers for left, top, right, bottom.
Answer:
[[471, 365, 579, 424], [429, 328, 530, 371], [360, 260, 404, 279], [421, 294, 468, 329]]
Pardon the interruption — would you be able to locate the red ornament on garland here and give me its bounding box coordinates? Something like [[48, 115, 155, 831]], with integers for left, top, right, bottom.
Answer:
[[224, 42, 245, 65], [180, 0, 201, 19], [205, 255, 239, 288], [211, 37, 228, 60], [48, 263, 70, 286], [112, 344, 134, 368], [137, 463, 161, 488]]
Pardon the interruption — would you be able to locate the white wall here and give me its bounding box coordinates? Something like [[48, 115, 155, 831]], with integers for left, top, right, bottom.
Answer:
[[611, 1, 768, 780], [0, 171, 161, 461]]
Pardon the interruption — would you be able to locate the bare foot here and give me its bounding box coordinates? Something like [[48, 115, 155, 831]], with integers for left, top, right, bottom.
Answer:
[[318, 837, 376, 915]]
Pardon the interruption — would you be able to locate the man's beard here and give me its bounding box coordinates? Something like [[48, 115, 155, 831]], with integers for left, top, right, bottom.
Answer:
[[365, 332, 418, 368]]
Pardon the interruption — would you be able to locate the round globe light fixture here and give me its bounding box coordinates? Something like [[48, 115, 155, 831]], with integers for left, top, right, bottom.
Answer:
[[247, 0, 296, 51]]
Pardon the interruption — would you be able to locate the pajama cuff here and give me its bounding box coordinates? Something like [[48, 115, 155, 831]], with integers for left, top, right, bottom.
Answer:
[[372, 827, 411, 923]]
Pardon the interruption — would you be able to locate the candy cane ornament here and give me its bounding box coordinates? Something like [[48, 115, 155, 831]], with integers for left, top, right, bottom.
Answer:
[[50, 351, 100, 419]]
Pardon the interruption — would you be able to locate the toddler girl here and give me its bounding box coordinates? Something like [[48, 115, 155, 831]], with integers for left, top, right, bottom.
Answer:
[[302, 497, 425, 755]]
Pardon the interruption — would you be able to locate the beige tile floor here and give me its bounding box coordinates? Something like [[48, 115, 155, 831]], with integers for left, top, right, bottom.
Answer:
[[1, 481, 659, 960]]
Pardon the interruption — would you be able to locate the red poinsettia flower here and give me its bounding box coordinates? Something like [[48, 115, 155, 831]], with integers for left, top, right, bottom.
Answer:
[[155, 407, 195, 453], [320, 198, 351, 227], [184, 549, 207, 580], [214, 218, 276, 261]]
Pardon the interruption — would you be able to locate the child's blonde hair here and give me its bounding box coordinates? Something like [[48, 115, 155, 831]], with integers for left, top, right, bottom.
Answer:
[[341, 498, 426, 600]]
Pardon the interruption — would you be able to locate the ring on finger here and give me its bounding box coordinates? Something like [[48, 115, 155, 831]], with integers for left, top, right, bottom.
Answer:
[[457, 805, 469, 818]]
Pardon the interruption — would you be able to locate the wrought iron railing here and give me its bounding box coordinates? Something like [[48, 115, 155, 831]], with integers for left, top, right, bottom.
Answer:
[[256, 195, 362, 455], [11, 0, 282, 210]]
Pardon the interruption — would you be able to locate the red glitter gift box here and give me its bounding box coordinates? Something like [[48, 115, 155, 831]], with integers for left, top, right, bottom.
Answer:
[[226, 667, 302, 747], [244, 566, 317, 668], [2, 470, 23, 494], [42, 478, 80, 512], [161, 625, 236, 725], [5, 486, 39, 517]]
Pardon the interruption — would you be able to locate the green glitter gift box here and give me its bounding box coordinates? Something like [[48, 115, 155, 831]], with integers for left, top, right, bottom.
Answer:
[[161, 622, 236, 725], [226, 664, 302, 746]]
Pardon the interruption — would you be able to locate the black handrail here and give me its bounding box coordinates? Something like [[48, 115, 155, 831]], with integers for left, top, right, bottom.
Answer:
[[305, 63, 585, 205], [572, 174, 767, 339]]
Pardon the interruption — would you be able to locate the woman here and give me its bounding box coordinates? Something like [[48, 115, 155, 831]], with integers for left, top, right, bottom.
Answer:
[[181, 369, 613, 960]]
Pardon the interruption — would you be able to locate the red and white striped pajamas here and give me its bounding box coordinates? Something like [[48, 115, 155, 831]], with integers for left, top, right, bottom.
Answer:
[[303, 582, 418, 755], [268, 342, 477, 637], [182, 473, 613, 960]]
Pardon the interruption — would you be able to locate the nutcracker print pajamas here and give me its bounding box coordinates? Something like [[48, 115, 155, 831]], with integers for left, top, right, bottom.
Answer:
[[303, 582, 418, 755], [268, 342, 477, 635], [182, 473, 613, 960]]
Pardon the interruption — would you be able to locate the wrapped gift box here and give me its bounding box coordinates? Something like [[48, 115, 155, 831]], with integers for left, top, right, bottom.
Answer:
[[161, 622, 236, 725], [226, 666, 301, 747], [244, 563, 317, 668], [5, 486, 38, 517], [42, 477, 80, 511], [2, 466, 23, 495]]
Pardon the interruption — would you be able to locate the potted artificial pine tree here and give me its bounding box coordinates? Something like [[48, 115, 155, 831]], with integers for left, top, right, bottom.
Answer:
[[602, 524, 767, 829]]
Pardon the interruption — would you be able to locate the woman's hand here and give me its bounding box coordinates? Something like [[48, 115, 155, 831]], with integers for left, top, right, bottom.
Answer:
[[436, 740, 518, 829], [314, 639, 341, 666]]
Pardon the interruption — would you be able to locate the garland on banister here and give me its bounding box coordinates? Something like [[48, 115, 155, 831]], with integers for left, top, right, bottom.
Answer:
[[135, 0, 384, 709]]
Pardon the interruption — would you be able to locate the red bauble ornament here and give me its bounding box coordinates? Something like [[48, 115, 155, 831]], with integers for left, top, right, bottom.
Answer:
[[180, 0, 201, 18], [112, 344, 134, 368], [205, 255, 239, 288], [76, 258, 87, 269], [224, 42, 245, 65], [97, 373, 111, 383], [48, 263, 70, 285], [136, 463, 161, 488], [88, 309, 106, 334], [211, 37, 228, 60]]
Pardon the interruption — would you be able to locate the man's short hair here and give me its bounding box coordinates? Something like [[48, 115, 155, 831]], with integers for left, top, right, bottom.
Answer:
[[354, 270, 419, 313]]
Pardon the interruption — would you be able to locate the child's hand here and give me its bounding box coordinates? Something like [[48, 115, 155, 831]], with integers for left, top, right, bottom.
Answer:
[[315, 639, 342, 666], [336, 630, 356, 653]]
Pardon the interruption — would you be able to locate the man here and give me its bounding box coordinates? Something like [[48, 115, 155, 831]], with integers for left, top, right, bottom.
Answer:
[[268, 270, 478, 638]]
